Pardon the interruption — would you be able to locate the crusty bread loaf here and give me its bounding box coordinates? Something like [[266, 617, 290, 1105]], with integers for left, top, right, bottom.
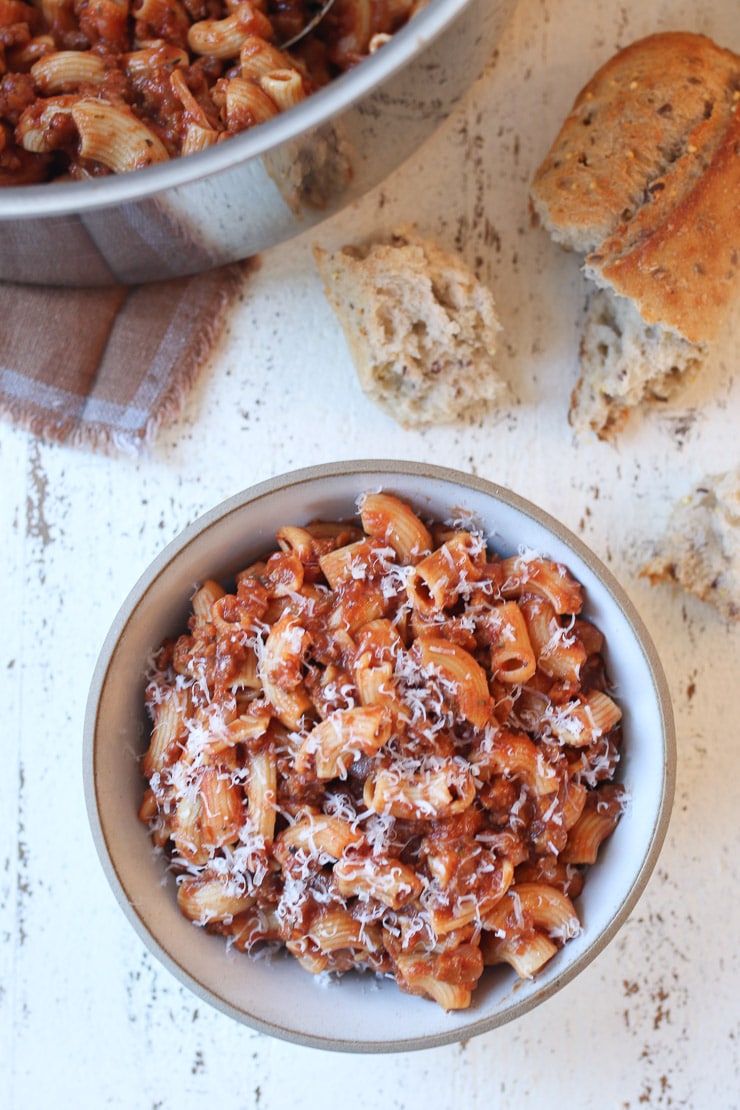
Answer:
[[313, 229, 504, 427], [530, 32, 740, 438], [641, 468, 740, 621]]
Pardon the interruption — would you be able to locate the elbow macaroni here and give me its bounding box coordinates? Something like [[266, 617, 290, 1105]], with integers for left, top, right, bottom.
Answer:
[[139, 492, 626, 1010], [0, 0, 424, 183]]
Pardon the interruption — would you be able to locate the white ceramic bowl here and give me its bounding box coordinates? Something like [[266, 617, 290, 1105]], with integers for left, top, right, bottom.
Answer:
[[84, 460, 675, 1051]]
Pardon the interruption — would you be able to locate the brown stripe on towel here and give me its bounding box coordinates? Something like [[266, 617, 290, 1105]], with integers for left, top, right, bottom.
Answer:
[[0, 260, 254, 453]]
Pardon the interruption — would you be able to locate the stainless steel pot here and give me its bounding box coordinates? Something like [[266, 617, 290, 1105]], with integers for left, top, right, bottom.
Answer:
[[0, 0, 514, 286]]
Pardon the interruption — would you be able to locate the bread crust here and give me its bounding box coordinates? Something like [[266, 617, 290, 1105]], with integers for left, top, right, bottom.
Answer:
[[587, 106, 740, 343], [531, 32, 740, 341]]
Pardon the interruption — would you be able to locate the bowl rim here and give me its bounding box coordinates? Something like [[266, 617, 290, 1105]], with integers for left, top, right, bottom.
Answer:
[[0, 0, 474, 219], [83, 459, 677, 1052]]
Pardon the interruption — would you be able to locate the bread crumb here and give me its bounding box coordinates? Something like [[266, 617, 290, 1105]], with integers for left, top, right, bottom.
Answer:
[[640, 469, 740, 621], [314, 228, 505, 428]]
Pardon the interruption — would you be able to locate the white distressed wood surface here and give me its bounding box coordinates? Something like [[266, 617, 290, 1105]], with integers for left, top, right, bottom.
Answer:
[[3, 0, 740, 1106]]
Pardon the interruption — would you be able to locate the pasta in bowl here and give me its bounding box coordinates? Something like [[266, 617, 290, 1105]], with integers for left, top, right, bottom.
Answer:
[[84, 461, 675, 1050]]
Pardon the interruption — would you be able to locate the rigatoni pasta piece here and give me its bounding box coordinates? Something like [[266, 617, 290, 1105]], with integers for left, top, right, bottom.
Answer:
[[72, 98, 170, 173], [482, 929, 558, 978], [406, 531, 484, 613], [30, 50, 108, 92], [358, 491, 432, 563], [481, 882, 580, 976], [263, 549, 305, 597], [363, 762, 476, 820], [414, 636, 493, 728], [182, 123, 222, 154], [285, 937, 329, 974], [198, 764, 245, 849], [169, 67, 214, 133], [395, 939, 484, 1011], [562, 783, 626, 864], [560, 777, 588, 832], [295, 705, 392, 780], [17, 95, 76, 154], [512, 882, 581, 941], [485, 600, 537, 684], [124, 43, 190, 77], [514, 853, 584, 899], [187, 2, 273, 59], [318, 538, 377, 589], [239, 34, 293, 78], [259, 68, 305, 112], [395, 963, 475, 1011], [328, 578, 390, 635], [221, 76, 280, 130], [171, 791, 210, 866], [273, 813, 363, 866], [501, 554, 584, 615], [352, 622, 410, 724], [141, 684, 189, 779], [424, 856, 515, 936], [222, 705, 272, 752], [354, 655, 393, 702], [470, 726, 561, 797], [245, 746, 277, 842], [258, 610, 313, 728], [229, 905, 282, 952], [545, 689, 622, 747], [332, 854, 423, 909], [584, 689, 623, 734], [177, 872, 256, 924], [304, 906, 380, 956], [191, 578, 226, 626], [521, 596, 586, 683]]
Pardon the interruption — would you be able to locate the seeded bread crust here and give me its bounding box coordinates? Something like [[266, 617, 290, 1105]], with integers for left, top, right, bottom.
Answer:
[[531, 33, 739, 260], [584, 103, 740, 345], [640, 469, 740, 621], [314, 229, 504, 427]]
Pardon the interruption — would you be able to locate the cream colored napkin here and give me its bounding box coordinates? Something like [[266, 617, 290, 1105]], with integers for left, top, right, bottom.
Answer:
[[0, 262, 250, 452]]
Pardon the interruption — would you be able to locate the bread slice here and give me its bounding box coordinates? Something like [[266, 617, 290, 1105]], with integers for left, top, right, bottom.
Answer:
[[640, 468, 740, 621], [530, 32, 740, 437], [313, 229, 504, 427]]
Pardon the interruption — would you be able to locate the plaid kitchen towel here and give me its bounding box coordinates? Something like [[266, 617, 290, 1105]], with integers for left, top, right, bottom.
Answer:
[[0, 261, 251, 454]]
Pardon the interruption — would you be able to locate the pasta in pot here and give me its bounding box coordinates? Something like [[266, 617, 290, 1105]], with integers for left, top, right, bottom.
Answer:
[[0, 0, 427, 184], [139, 492, 626, 1010]]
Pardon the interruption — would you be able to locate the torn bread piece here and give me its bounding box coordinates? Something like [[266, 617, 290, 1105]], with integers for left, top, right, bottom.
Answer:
[[641, 468, 740, 621], [530, 31, 740, 439], [574, 290, 705, 440], [313, 228, 504, 427]]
